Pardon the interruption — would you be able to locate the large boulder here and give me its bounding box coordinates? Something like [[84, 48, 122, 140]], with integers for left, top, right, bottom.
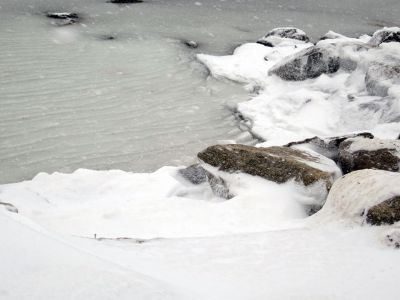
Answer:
[[368, 27, 400, 46], [257, 27, 310, 47], [198, 144, 339, 190], [320, 169, 400, 225], [365, 62, 400, 97], [338, 137, 400, 174], [269, 44, 340, 81]]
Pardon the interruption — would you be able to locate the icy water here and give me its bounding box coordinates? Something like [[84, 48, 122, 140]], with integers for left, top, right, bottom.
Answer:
[[1, 0, 400, 183]]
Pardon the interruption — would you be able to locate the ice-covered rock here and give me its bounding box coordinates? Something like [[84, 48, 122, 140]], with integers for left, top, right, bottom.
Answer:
[[338, 137, 400, 173], [257, 27, 310, 47], [198, 144, 339, 190], [365, 62, 400, 97], [368, 27, 400, 46], [46, 12, 80, 26], [321, 169, 400, 225], [269, 44, 340, 81], [286, 132, 374, 161]]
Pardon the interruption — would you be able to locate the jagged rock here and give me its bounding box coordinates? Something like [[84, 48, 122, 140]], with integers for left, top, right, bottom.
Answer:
[[321, 169, 400, 224], [269, 44, 340, 81], [204, 170, 233, 199], [178, 164, 207, 184], [365, 63, 400, 97], [367, 196, 400, 225], [46, 12, 80, 26], [286, 132, 374, 161], [257, 27, 310, 46], [198, 144, 338, 190], [0, 202, 18, 213], [368, 27, 400, 46], [338, 137, 400, 174]]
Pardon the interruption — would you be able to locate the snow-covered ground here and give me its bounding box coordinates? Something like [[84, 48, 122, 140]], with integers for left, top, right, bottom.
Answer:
[[2, 1, 400, 299]]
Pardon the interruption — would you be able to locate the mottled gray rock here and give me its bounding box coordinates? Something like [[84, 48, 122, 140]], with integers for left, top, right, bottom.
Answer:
[[368, 27, 400, 46], [338, 137, 400, 174], [178, 164, 207, 184], [257, 27, 310, 46], [269, 45, 340, 81], [365, 63, 400, 97], [204, 170, 233, 199], [198, 144, 337, 190]]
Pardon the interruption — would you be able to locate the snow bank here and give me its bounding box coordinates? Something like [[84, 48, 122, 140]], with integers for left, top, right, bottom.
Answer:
[[197, 29, 400, 145]]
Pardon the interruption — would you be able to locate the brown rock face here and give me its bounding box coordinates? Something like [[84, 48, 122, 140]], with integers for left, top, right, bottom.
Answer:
[[366, 196, 400, 225], [198, 144, 334, 189], [338, 139, 400, 174]]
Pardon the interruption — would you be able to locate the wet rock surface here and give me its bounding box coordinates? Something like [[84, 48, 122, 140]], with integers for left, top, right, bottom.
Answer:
[[178, 164, 207, 185], [257, 27, 310, 46], [368, 27, 400, 46]]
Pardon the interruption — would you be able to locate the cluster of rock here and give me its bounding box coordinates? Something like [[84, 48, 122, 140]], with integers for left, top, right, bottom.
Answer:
[[180, 133, 400, 227]]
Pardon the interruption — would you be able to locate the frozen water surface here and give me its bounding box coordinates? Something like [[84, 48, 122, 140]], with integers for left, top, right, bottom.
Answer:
[[1, 0, 399, 183]]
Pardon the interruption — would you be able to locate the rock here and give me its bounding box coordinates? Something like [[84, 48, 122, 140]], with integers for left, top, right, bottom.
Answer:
[[178, 164, 207, 185], [319, 31, 348, 41], [368, 27, 400, 46], [183, 40, 199, 49], [257, 27, 310, 46], [338, 137, 400, 174], [366, 196, 400, 225], [198, 144, 338, 190], [269, 44, 340, 81], [0, 202, 18, 213], [204, 170, 233, 199], [46, 12, 80, 26], [108, 0, 143, 3], [320, 169, 400, 224], [286, 132, 374, 161], [365, 63, 400, 97]]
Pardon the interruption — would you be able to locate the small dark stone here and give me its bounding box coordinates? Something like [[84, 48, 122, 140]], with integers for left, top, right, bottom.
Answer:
[[178, 164, 207, 185], [108, 0, 143, 3], [367, 196, 400, 225], [183, 40, 199, 49], [46, 12, 79, 19]]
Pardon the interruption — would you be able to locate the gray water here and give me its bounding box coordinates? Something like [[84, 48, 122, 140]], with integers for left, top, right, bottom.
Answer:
[[1, 0, 399, 183]]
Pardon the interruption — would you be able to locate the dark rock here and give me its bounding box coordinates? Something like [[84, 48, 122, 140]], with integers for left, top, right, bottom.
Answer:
[[198, 144, 335, 189], [269, 45, 340, 81], [368, 27, 400, 46], [258, 27, 310, 45], [285, 132, 374, 161], [46, 12, 80, 26], [178, 164, 207, 185], [384, 230, 400, 248], [366, 196, 400, 225], [338, 137, 400, 174], [99, 35, 116, 40], [108, 0, 143, 3], [365, 63, 400, 97], [183, 40, 199, 49]]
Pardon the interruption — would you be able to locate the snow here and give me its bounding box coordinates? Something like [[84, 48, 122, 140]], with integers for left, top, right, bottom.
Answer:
[[197, 32, 400, 145], [315, 169, 400, 224]]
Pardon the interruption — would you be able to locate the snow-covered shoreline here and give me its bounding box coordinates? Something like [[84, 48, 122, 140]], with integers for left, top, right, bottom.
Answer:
[[2, 26, 400, 299]]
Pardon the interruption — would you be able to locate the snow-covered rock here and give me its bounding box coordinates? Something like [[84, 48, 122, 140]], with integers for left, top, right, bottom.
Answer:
[[365, 62, 400, 97], [368, 27, 400, 46], [338, 137, 400, 173], [318, 169, 400, 224], [257, 27, 310, 47], [269, 44, 340, 81], [198, 144, 340, 190]]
